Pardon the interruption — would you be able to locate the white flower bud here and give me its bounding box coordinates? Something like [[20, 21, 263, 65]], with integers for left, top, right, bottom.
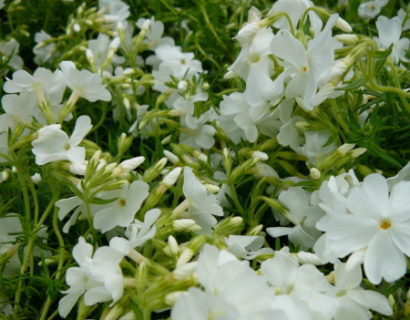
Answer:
[[165, 291, 183, 306], [177, 80, 188, 91], [0, 170, 9, 183], [173, 261, 198, 280], [161, 135, 172, 145], [31, 173, 42, 184], [110, 37, 121, 50], [193, 151, 208, 162], [120, 156, 145, 172], [310, 168, 321, 180], [335, 34, 359, 44], [69, 162, 87, 175], [73, 23, 81, 32], [163, 167, 182, 186], [168, 236, 179, 255], [173, 219, 201, 232], [337, 143, 356, 155], [351, 148, 367, 158], [164, 150, 180, 164], [296, 252, 323, 265], [176, 248, 194, 268], [205, 184, 220, 193], [335, 17, 352, 32], [252, 151, 268, 161]]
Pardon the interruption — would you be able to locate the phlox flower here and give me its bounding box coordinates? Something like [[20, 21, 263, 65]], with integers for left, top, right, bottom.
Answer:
[[32, 115, 92, 165], [109, 208, 161, 254], [358, 0, 388, 19], [33, 31, 55, 64], [59, 61, 111, 102], [92, 179, 149, 232], [315, 173, 410, 284], [376, 15, 410, 64], [261, 247, 335, 320], [58, 237, 124, 318], [181, 167, 224, 233], [225, 235, 273, 259], [271, 15, 342, 110], [0, 38, 23, 70], [267, 187, 324, 250], [330, 262, 392, 319], [172, 245, 285, 320]]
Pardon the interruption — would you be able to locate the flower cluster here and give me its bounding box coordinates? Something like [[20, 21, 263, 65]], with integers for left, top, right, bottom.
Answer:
[[0, 0, 409, 319]]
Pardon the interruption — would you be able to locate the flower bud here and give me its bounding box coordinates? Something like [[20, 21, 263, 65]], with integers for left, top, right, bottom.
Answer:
[[165, 291, 183, 306], [168, 236, 179, 255], [176, 248, 194, 268], [173, 261, 198, 279], [31, 173, 42, 184], [252, 151, 268, 161], [163, 167, 182, 186], [164, 150, 180, 164], [173, 219, 201, 232], [119, 156, 145, 172], [177, 80, 188, 91], [310, 168, 321, 180]]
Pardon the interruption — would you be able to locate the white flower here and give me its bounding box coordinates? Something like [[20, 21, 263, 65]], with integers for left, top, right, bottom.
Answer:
[[59, 61, 111, 102], [56, 196, 86, 233], [0, 38, 23, 69], [33, 31, 55, 64], [4, 67, 65, 106], [225, 235, 273, 259], [218, 92, 275, 143], [330, 262, 392, 319], [228, 25, 285, 106], [271, 15, 342, 110], [109, 208, 161, 254], [315, 173, 410, 284], [172, 245, 283, 320], [261, 247, 335, 320], [376, 15, 410, 64], [99, 0, 130, 23], [136, 17, 175, 49], [182, 167, 224, 233], [58, 237, 124, 318], [358, 0, 388, 19], [268, 0, 322, 33], [0, 90, 39, 132], [32, 115, 92, 165], [93, 180, 149, 232], [267, 187, 324, 250]]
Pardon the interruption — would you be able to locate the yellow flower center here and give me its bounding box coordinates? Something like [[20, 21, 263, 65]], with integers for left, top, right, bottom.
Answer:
[[64, 143, 71, 150], [118, 198, 127, 207], [379, 218, 391, 230], [248, 53, 261, 63]]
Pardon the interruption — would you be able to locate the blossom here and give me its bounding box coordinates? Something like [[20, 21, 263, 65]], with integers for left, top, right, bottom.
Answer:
[[92, 180, 149, 232], [376, 15, 410, 64], [0, 38, 23, 70], [271, 15, 341, 110], [58, 237, 124, 317], [267, 187, 324, 250], [358, 0, 388, 19], [172, 245, 284, 320], [261, 247, 335, 319], [330, 262, 392, 319], [181, 167, 224, 233], [315, 173, 410, 284], [32, 115, 92, 165], [225, 235, 273, 259], [109, 208, 161, 254], [59, 61, 111, 102], [33, 31, 55, 64]]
